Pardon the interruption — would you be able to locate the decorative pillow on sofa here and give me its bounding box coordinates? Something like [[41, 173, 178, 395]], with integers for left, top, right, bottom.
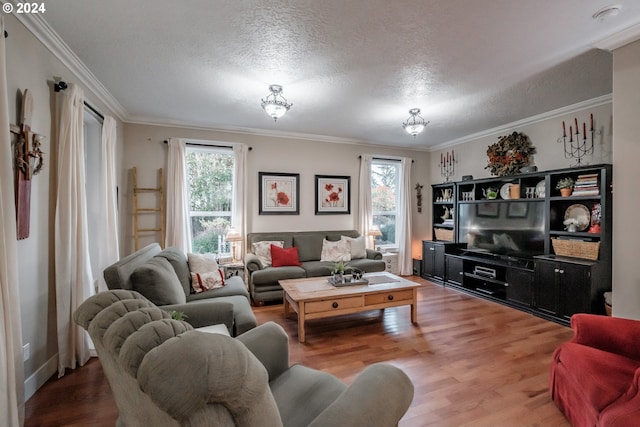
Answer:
[[188, 253, 225, 293], [341, 235, 367, 259], [271, 244, 301, 267], [130, 257, 186, 306], [320, 238, 351, 262], [155, 247, 191, 296], [252, 240, 284, 267]]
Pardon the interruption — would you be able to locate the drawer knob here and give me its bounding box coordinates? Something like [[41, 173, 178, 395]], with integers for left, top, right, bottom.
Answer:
[[332, 302, 339, 309], [388, 294, 394, 301]]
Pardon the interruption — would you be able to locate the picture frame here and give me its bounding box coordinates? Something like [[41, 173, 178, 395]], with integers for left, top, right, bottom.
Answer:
[[507, 202, 529, 218], [476, 202, 499, 218], [315, 175, 351, 215], [259, 172, 299, 215]]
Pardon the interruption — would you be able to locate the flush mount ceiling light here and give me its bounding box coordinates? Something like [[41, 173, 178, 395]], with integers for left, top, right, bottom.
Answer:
[[592, 5, 621, 22], [402, 108, 429, 136], [261, 84, 292, 121]]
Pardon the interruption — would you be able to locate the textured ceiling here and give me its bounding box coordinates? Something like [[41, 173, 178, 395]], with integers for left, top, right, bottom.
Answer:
[[37, 0, 640, 149]]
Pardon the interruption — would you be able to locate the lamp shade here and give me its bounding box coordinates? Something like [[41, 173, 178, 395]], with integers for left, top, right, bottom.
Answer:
[[367, 225, 382, 237], [225, 228, 242, 242]]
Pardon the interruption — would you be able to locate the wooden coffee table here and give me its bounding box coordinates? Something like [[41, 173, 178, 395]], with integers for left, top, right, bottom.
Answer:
[[280, 272, 419, 343]]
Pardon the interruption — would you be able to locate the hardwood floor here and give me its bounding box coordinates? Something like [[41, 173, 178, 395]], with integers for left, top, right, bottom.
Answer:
[[25, 277, 574, 426]]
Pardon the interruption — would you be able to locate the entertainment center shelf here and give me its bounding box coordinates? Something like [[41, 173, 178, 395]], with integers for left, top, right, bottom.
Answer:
[[424, 164, 612, 325]]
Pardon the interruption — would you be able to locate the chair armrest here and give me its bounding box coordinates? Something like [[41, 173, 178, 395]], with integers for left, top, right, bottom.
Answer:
[[161, 301, 234, 331], [308, 363, 414, 427], [571, 313, 640, 360], [599, 369, 640, 427], [245, 253, 263, 272], [236, 322, 289, 381], [366, 249, 383, 260]]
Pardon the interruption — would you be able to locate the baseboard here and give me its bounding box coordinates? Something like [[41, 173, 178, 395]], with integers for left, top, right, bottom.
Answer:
[[24, 354, 57, 401]]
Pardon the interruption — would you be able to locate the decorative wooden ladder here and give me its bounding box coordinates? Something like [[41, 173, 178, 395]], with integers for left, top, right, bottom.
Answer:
[[132, 167, 165, 250]]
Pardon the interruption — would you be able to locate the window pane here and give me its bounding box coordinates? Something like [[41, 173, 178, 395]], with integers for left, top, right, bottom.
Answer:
[[186, 147, 234, 254], [371, 161, 399, 246]]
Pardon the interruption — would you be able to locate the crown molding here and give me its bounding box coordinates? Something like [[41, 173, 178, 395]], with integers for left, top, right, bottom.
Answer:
[[12, 12, 128, 120], [430, 94, 612, 151], [595, 23, 640, 51]]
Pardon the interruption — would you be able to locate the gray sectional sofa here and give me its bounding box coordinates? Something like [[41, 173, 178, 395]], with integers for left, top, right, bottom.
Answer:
[[246, 230, 386, 304], [103, 243, 257, 335]]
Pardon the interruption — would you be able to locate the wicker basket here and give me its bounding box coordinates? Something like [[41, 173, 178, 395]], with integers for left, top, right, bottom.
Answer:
[[551, 238, 600, 260], [434, 228, 454, 241]]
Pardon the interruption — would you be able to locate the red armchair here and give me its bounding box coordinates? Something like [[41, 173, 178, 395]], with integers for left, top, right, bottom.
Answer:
[[550, 313, 640, 427]]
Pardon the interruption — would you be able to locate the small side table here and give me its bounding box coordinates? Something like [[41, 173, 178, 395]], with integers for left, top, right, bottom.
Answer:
[[221, 262, 245, 280]]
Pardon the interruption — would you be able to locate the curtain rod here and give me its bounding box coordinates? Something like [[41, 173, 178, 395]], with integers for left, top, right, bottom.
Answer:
[[163, 140, 252, 150], [53, 79, 105, 120], [359, 155, 414, 163]]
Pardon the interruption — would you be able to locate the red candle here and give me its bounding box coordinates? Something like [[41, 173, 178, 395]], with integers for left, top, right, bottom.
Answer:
[[590, 113, 594, 131], [575, 118, 579, 134], [569, 125, 573, 142], [562, 121, 566, 137], [583, 122, 586, 140]]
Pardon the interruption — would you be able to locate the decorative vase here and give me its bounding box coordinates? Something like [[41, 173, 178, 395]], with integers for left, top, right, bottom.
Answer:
[[560, 188, 572, 197], [333, 272, 344, 283]]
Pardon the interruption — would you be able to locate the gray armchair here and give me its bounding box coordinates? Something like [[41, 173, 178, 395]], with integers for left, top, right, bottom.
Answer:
[[74, 290, 414, 427]]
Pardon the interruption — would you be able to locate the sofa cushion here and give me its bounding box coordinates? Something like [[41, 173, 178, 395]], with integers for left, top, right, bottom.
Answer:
[[341, 235, 367, 259], [347, 258, 386, 273], [271, 245, 301, 267], [155, 247, 191, 295], [252, 241, 284, 267], [555, 342, 640, 413], [300, 261, 335, 277], [251, 266, 306, 285], [293, 234, 324, 262], [186, 276, 249, 301], [130, 257, 186, 306], [320, 239, 351, 262]]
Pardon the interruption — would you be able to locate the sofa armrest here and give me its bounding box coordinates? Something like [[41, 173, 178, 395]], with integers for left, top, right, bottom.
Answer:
[[245, 253, 263, 272], [366, 249, 383, 260], [308, 363, 413, 427], [236, 322, 289, 381], [571, 313, 640, 360], [161, 301, 234, 331]]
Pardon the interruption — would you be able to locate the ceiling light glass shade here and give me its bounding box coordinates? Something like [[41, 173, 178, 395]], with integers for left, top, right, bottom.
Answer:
[[402, 108, 429, 136], [261, 84, 292, 121]]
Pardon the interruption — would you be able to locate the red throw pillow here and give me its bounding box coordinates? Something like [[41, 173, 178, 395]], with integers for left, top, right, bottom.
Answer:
[[271, 244, 301, 267]]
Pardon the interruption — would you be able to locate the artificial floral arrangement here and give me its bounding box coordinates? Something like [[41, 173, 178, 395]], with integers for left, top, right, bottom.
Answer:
[[168, 310, 188, 321], [485, 131, 536, 176]]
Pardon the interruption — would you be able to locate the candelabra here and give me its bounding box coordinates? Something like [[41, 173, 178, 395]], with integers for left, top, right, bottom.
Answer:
[[558, 114, 599, 166], [439, 150, 457, 182]]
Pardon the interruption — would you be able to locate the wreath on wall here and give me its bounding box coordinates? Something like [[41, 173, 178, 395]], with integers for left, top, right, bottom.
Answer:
[[485, 131, 536, 176]]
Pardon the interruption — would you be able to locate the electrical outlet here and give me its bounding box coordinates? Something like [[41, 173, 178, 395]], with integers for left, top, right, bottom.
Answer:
[[23, 343, 30, 361]]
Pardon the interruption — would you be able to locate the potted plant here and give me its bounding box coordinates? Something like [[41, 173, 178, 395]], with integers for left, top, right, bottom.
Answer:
[[332, 261, 347, 283], [556, 177, 574, 197]]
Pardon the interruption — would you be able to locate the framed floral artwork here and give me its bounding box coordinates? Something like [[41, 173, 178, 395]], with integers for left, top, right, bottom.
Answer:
[[315, 175, 350, 215], [259, 172, 299, 215]]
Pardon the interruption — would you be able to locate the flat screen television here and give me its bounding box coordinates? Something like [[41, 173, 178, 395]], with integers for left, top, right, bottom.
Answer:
[[457, 201, 545, 259]]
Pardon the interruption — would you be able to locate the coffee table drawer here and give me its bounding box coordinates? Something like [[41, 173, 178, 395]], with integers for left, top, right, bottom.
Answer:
[[365, 289, 414, 305], [305, 296, 363, 314]]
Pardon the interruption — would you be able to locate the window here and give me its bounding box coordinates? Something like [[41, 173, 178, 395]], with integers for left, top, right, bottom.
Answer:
[[185, 146, 234, 254], [371, 159, 400, 247], [83, 107, 103, 294]]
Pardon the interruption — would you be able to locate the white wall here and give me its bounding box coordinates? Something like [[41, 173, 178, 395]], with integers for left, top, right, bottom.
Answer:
[[612, 39, 640, 320], [123, 123, 432, 259], [4, 15, 125, 398]]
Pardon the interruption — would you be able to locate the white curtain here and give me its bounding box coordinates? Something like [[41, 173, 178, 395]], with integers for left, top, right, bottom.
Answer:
[[55, 83, 93, 376], [397, 157, 413, 275], [358, 154, 373, 243], [96, 116, 119, 292], [232, 144, 248, 254], [165, 138, 191, 252], [0, 16, 25, 426]]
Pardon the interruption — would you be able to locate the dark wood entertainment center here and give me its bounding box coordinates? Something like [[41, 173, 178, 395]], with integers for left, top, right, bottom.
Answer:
[[423, 164, 612, 325]]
